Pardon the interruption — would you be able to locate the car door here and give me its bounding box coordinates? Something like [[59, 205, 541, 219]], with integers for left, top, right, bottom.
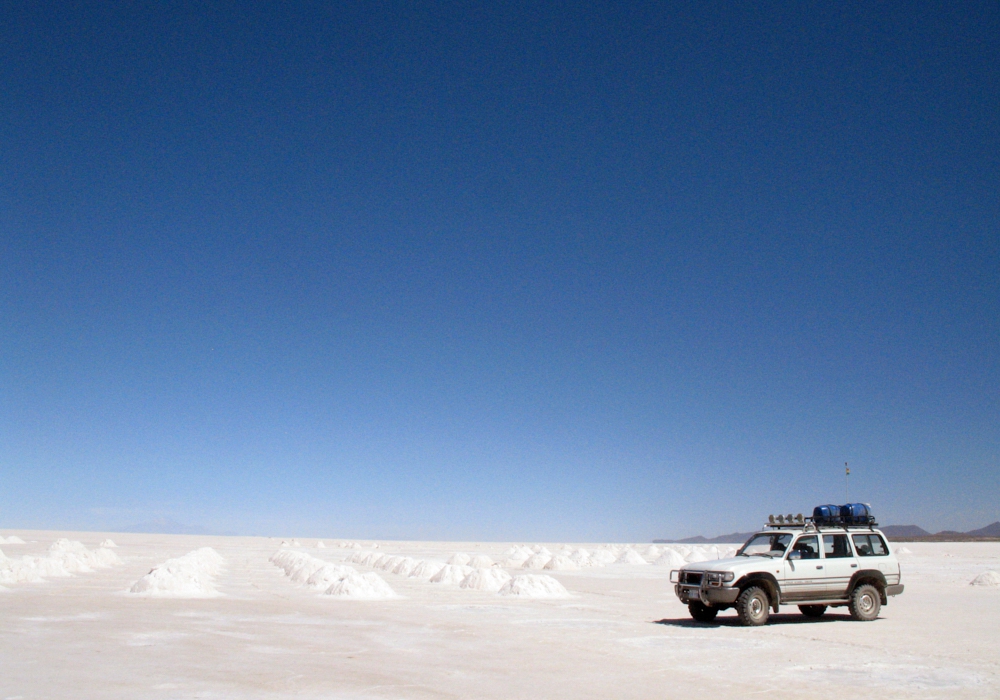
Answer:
[[821, 533, 857, 597], [781, 535, 826, 601]]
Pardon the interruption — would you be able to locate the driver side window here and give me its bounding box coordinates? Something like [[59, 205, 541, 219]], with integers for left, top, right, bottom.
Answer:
[[791, 535, 819, 559]]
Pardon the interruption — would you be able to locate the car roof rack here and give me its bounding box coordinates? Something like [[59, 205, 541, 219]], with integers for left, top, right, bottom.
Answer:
[[764, 513, 879, 531]]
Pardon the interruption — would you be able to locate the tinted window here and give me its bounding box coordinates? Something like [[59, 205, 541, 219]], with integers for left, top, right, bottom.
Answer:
[[823, 534, 853, 558], [790, 535, 820, 559], [852, 534, 888, 556]]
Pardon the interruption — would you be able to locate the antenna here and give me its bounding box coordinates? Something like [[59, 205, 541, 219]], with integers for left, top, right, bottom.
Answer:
[[845, 462, 850, 502]]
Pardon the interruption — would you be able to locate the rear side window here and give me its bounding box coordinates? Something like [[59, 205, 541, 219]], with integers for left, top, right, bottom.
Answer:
[[823, 534, 853, 558], [852, 534, 888, 556]]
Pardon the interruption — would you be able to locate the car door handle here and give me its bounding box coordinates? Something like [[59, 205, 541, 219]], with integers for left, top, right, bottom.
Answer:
[[851, 563, 858, 568], [816, 565, 823, 569]]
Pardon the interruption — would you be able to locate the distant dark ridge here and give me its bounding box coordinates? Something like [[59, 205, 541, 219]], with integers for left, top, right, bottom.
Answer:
[[655, 531, 756, 544], [881, 525, 931, 538], [657, 521, 1000, 544], [966, 521, 1000, 537]]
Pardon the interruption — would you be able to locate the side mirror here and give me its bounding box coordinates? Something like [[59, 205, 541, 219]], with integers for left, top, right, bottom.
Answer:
[[788, 550, 802, 560]]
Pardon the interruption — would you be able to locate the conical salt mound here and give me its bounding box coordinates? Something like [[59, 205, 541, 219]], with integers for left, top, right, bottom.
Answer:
[[970, 571, 1000, 587], [498, 574, 571, 599], [655, 549, 687, 567], [615, 549, 648, 565]]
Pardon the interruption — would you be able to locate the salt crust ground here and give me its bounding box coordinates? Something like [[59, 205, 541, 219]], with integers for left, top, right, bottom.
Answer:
[[0, 532, 997, 699]]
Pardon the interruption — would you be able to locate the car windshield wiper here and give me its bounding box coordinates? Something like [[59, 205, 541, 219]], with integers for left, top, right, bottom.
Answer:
[[748, 552, 774, 558]]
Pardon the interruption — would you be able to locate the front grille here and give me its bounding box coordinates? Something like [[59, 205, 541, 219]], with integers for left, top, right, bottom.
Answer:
[[682, 572, 703, 585]]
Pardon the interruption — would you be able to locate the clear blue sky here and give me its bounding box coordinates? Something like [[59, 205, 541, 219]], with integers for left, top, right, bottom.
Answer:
[[2, 2, 997, 540]]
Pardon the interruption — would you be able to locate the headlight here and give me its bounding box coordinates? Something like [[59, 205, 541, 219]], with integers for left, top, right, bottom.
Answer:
[[706, 572, 735, 585]]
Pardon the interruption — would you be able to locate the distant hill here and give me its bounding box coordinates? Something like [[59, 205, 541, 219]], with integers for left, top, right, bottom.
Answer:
[[655, 531, 756, 544], [881, 525, 931, 538], [965, 521, 1000, 537], [658, 521, 1000, 543]]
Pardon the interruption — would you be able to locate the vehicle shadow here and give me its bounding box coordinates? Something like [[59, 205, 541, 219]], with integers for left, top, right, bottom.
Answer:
[[654, 612, 863, 628]]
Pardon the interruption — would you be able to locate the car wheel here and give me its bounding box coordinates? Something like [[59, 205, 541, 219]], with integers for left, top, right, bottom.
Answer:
[[736, 586, 770, 626], [688, 601, 718, 622], [799, 604, 827, 618], [849, 583, 881, 621]]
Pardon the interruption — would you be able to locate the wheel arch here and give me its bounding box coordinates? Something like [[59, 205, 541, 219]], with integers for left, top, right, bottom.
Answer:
[[850, 570, 888, 604], [735, 573, 781, 612]]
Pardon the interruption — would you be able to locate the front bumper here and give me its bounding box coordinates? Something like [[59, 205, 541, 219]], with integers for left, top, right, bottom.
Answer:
[[675, 584, 740, 606]]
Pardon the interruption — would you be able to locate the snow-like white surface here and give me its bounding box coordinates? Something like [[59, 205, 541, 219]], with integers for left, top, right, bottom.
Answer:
[[0, 532, 997, 699]]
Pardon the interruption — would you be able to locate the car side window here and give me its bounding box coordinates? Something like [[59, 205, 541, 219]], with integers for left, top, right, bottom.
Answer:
[[791, 535, 819, 559], [823, 534, 853, 558], [852, 534, 888, 556]]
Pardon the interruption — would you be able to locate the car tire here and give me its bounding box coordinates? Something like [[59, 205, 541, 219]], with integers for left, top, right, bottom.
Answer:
[[799, 604, 827, 618], [688, 601, 718, 622], [849, 583, 881, 621], [736, 586, 770, 626]]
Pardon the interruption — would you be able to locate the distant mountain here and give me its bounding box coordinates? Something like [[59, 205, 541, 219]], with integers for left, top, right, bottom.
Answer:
[[117, 517, 235, 536], [655, 531, 756, 544], [965, 521, 1000, 537], [881, 525, 931, 538]]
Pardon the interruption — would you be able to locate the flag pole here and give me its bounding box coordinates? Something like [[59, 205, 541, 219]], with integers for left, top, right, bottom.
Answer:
[[845, 462, 850, 502]]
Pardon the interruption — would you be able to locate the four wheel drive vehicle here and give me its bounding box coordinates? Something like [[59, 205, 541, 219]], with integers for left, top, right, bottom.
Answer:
[[670, 512, 903, 626]]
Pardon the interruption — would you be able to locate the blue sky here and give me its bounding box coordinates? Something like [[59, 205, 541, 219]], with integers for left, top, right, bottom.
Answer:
[[1, 2, 997, 540]]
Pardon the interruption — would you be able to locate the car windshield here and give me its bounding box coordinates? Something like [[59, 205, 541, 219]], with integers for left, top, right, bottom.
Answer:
[[738, 533, 792, 557]]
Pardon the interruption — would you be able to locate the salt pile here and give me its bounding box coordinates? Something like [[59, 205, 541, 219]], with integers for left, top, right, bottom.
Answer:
[[614, 548, 649, 565], [969, 571, 1000, 587], [655, 549, 687, 567], [305, 564, 357, 591], [468, 554, 494, 568], [377, 556, 404, 572], [392, 557, 420, 576], [685, 548, 710, 563], [1, 539, 122, 586], [502, 545, 534, 560], [408, 560, 445, 579], [521, 554, 552, 570], [448, 553, 472, 566], [99, 539, 118, 548], [430, 564, 475, 585], [531, 545, 552, 556], [316, 541, 326, 548], [129, 548, 224, 597], [325, 572, 396, 599], [0, 536, 25, 545], [271, 550, 396, 599], [460, 568, 513, 592], [568, 548, 592, 566], [589, 549, 617, 566], [543, 555, 579, 571], [498, 574, 571, 599]]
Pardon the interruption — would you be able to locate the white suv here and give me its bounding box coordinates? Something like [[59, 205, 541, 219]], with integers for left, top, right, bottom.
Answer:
[[671, 523, 904, 625]]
